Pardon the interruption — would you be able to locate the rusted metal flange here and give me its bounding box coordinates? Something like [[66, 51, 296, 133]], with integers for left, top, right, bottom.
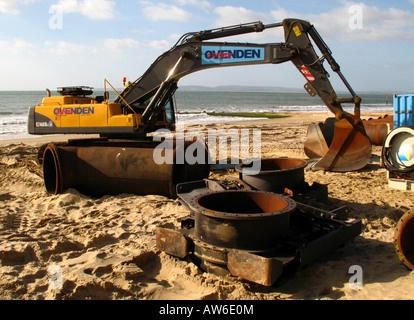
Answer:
[[236, 158, 308, 194]]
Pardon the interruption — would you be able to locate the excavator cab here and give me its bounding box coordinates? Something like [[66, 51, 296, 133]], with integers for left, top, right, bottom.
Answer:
[[138, 95, 176, 131]]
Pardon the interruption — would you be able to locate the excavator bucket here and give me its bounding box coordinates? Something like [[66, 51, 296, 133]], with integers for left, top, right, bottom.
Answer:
[[304, 116, 372, 172]]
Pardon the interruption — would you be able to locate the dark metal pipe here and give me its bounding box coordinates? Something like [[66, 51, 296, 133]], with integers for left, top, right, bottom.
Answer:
[[42, 139, 210, 198], [236, 158, 307, 193], [192, 191, 295, 251]]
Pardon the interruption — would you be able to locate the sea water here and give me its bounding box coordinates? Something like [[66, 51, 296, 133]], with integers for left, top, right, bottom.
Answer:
[[0, 89, 392, 140]]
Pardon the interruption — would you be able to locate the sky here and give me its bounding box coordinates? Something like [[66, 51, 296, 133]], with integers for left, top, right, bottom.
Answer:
[[1, 0, 414, 93]]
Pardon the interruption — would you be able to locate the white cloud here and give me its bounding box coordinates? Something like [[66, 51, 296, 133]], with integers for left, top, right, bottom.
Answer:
[[148, 39, 171, 50], [211, 6, 282, 42], [98, 38, 147, 57], [0, 38, 36, 55], [44, 40, 88, 55], [0, 0, 19, 14], [169, 33, 182, 42], [100, 38, 142, 50], [272, 1, 414, 42], [213, 6, 269, 27], [44, 39, 139, 56], [0, 0, 40, 14], [141, 2, 191, 21], [43, 38, 171, 58], [354, 3, 414, 41], [53, 0, 116, 20], [175, 0, 211, 12], [100, 38, 172, 52], [212, 2, 414, 42]]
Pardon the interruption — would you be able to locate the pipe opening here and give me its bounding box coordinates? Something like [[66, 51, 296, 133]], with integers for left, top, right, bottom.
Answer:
[[42, 145, 60, 194], [196, 191, 290, 215], [398, 214, 414, 269]]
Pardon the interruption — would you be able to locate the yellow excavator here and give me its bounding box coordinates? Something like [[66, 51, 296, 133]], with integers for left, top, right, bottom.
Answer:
[[28, 18, 372, 184]]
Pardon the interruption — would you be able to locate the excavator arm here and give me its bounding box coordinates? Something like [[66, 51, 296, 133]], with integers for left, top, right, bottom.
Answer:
[[118, 19, 357, 121]]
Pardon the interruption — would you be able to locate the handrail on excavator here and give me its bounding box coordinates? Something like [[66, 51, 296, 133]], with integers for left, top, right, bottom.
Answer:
[[104, 78, 139, 129]]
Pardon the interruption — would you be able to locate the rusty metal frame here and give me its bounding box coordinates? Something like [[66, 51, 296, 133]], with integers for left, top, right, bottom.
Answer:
[[156, 179, 361, 286]]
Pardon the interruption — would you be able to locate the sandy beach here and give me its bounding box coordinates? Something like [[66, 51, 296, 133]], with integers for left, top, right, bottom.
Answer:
[[1, 111, 413, 300]]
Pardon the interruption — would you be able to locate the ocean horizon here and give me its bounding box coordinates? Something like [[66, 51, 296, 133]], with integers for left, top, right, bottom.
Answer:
[[0, 89, 393, 140]]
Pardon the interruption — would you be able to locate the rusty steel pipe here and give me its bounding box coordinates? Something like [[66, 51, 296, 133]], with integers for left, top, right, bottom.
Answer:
[[394, 208, 414, 270], [42, 139, 210, 198], [192, 191, 296, 251], [363, 115, 393, 146]]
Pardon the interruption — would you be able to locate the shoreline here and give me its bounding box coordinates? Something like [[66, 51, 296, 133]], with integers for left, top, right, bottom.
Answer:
[[0, 111, 392, 146]]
